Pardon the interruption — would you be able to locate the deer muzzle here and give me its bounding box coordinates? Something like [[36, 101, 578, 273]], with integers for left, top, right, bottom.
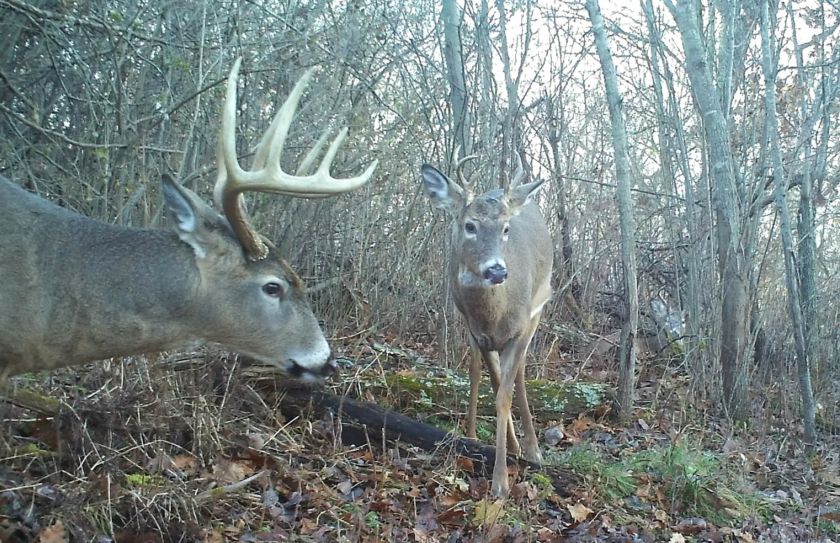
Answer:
[[286, 357, 337, 382], [483, 263, 508, 285]]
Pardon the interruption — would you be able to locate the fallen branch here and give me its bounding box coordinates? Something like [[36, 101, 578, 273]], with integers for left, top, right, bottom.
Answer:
[[194, 470, 269, 505], [277, 386, 575, 495]]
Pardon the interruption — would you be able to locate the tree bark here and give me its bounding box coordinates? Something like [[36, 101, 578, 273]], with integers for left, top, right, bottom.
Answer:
[[441, 0, 471, 156], [758, 0, 816, 447], [786, 0, 821, 386], [667, 0, 751, 421], [585, 0, 639, 420], [494, 0, 522, 170]]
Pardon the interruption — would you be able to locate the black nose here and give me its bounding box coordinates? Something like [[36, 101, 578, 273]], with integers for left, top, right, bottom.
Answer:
[[287, 358, 337, 381], [483, 264, 508, 284]]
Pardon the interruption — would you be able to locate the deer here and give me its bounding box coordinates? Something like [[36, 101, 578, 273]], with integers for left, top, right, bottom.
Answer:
[[420, 154, 553, 497], [0, 59, 377, 383]]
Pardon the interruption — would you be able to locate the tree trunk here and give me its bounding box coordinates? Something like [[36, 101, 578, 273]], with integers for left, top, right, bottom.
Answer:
[[758, 0, 816, 447], [441, 0, 471, 156], [585, 0, 639, 420], [438, 0, 472, 367], [786, 0, 820, 386], [668, 0, 751, 421], [545, 94, 582, 325], [494, 0, 522, 169], [276, 386, 575, 495], [642, 0, 702, 379]]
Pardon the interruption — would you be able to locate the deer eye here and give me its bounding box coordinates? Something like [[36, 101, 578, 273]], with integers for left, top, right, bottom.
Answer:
[[503, 224, 510, 235], [465, 222, 477, 234], [262, 282, 286, 299]]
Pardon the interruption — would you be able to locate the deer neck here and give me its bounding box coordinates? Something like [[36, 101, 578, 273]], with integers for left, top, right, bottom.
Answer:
[[42, 224, 201, 369], [452, 264, 517, 348]]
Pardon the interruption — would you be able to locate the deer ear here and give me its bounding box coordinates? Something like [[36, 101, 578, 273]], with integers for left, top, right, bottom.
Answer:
[[161, 175, 217, 258], [421, 164, 463, 213], [162, 175, 198, 232], [508, 179, 545, 210]]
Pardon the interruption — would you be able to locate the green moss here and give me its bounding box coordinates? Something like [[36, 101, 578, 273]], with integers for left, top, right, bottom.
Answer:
[[379, 370, 609, 421], [365, 511, 381, 530], [474, 420, 495, 443], [125, 473, 166, 488], [20, 443, 51, 456], [527, 380, 608, 414], [816, 518, 838, 537]]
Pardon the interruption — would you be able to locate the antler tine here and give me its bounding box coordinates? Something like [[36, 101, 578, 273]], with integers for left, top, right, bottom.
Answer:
[[455, 153, 478, 194], [509, 152, 526, 191], [214, 58, 379, 260], [295, 128, 332, 176]]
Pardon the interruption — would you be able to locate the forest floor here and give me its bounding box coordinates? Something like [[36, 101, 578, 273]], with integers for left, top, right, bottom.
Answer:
[[1, 331, 839, 543]]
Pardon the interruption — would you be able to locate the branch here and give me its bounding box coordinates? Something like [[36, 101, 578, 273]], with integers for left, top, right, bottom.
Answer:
[[193, 470, 269, 505]]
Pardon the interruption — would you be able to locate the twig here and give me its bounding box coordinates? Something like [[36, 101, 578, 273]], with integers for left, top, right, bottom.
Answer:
[[194, 470, 269, 505]]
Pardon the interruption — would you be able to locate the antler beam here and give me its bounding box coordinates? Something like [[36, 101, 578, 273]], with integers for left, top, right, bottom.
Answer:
[[214, 58, 379, 260]]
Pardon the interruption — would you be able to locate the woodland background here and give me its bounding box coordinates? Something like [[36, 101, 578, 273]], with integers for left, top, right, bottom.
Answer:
[[0, 0, 838, 541]]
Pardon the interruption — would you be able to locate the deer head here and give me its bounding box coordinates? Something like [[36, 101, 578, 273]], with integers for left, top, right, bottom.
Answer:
[[0, 60, 377, 382], [420, 155, 545, 287]]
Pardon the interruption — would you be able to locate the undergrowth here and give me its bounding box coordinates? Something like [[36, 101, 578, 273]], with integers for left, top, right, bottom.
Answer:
[[557, 440, 771, 525]]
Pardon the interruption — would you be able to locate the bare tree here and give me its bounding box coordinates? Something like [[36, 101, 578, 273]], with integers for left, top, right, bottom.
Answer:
[[442, 0, 472, 156], [585, 0, 639, 419], [666, 0, 752, 420], [759, 0, 816, 446]]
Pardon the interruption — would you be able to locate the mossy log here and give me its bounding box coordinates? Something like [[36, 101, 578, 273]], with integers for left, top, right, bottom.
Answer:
[[369, 365, 612, 421]]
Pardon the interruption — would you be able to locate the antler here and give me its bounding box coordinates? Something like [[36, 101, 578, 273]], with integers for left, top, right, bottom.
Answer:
[[508, 152, 526, 191], [214, 58, 379, 260], [449, 144, 478, 201]]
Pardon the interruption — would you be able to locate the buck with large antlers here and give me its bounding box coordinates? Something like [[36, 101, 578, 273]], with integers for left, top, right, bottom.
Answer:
[[0, 59, 377, 382], [421, 154, 552, 497]]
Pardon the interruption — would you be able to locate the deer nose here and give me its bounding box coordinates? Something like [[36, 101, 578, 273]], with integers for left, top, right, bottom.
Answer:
[[483, 263, 508, 284]]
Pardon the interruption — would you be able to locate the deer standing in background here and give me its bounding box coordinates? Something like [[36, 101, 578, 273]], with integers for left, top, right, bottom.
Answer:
[[421, 155, 553, 497], [0, 59, 377, 381]]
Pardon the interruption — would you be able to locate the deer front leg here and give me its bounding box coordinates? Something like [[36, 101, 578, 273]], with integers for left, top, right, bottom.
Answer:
[[484, 351, 521, 456], [491, 369, 517, 497], [516, 362, 542, 464], [466, 337, 482, 440], [491, 344, 523, 497], [515, 316, 543, 465]]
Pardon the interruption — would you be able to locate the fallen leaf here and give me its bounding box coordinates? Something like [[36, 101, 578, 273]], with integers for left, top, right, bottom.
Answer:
[[567, 502, 593, 522], [484, 523, 509, 543], [719, 527, 756, 542], [114, 531, 162, 543], [568, 417, 595, 436], [38, 521, 67, 543], [437, 506, 466, 526], [473, 498, 505, 526], [414, 503, 439, 542], [202, 529, 224, 543], [668, 534, 686, 543], [674, 517, 709, 534], [211, 458, 254, 484], [456, 456, 475, 472], [438, 493, 462, 507], [172, 454, 200, 475]]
